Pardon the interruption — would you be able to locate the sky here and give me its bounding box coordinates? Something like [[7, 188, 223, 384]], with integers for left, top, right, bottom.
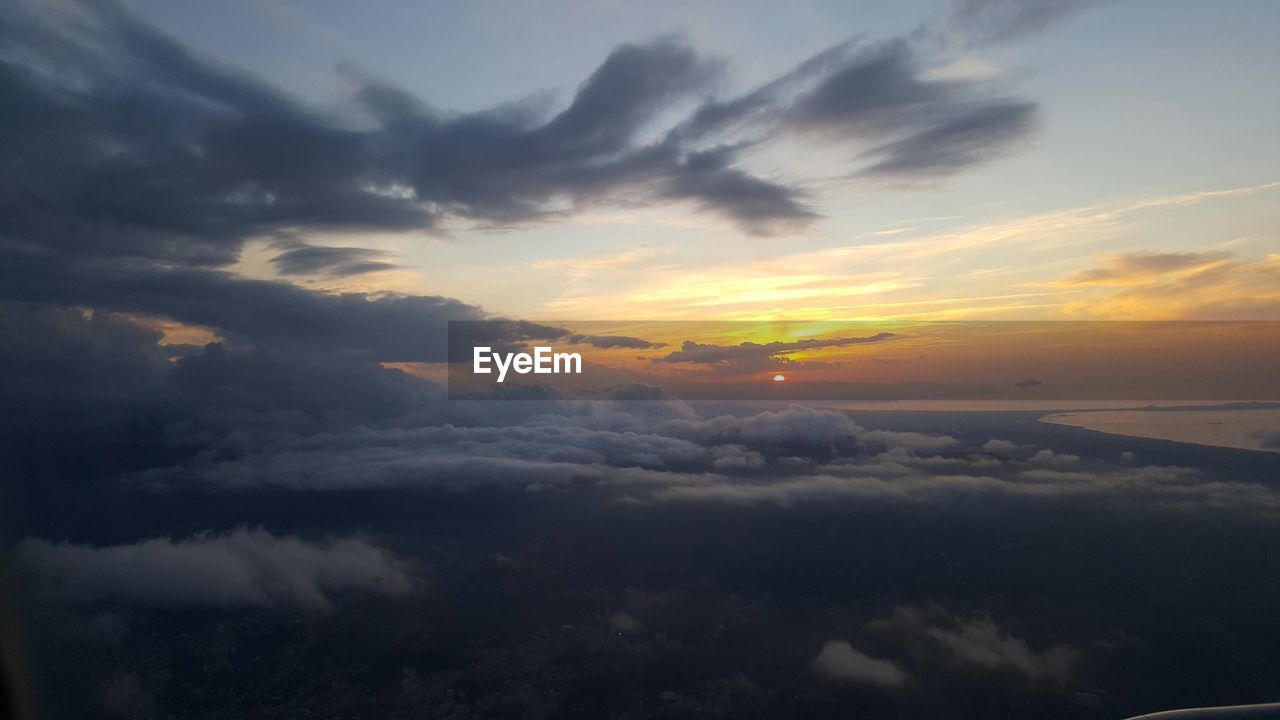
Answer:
[[107, 0, 1280, 324], [7, 4, 1280, 719], [1, 0, 1277, 387]]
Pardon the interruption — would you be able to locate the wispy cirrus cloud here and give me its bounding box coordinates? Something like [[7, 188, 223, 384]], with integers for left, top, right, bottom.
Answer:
[[530, 182, 1280, 320]]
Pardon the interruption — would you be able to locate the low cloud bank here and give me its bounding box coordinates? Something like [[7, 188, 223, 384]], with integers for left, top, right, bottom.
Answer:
[[18, 527, 413, 611]]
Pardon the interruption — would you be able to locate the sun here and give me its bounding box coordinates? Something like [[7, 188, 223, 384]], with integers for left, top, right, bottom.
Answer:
[[772, 374, 786, 382]]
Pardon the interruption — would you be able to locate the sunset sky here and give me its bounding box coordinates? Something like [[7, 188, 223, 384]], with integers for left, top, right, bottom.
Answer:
[[8, 4, 1280, 718], [111, 0, 1280, 324]]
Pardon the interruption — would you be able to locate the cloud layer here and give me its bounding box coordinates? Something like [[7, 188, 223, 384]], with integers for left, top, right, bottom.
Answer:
[[18, 527, 412, 610]]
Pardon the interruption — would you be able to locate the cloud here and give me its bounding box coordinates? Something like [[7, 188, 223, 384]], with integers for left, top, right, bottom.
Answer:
[[878, 605, 1077, 682], [812, 640, 910, 687], [668, 404, 868, 457], [12, 303, 1276, 525], [1057, 252, 1230, 287], [1, 260, 508, 362], [586, 383, 674, 401], [567, 334, 666, 350], [0, 0, 1051, 375], [653, 333, 895, 369], [1013, 378, 1044, 389], [947, 0, 1098, 45], [631, 449, 1280, 516], [0, 0, 1042, 260], [1030, 449, 1079, 467], [0, 1, 1049, 364], [930, 620, 1077, 680], [17, 527, 413, 610], [608, 612, 645, 634], [923, 56, 1003, 82], [92, 384, 1280, 522], [1064, 252, 1280, 320], [269, 241, 397, 277], [982, 439, 1021, 453], [861, 101, 1036, 176], [859, 430, 961, 453], [749, 39, 1040, 180]]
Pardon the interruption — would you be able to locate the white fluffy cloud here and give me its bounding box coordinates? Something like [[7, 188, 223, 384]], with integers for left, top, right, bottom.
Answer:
[[18, 527, 413, 610]]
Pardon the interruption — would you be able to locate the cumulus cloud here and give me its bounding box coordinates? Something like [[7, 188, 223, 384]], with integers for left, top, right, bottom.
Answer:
[[17, 527, 412, 610], [812, 640, 910, 687]]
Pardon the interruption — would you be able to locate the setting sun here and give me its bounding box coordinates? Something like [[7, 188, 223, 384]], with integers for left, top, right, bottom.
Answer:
[[773, 374, 786, 382]]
